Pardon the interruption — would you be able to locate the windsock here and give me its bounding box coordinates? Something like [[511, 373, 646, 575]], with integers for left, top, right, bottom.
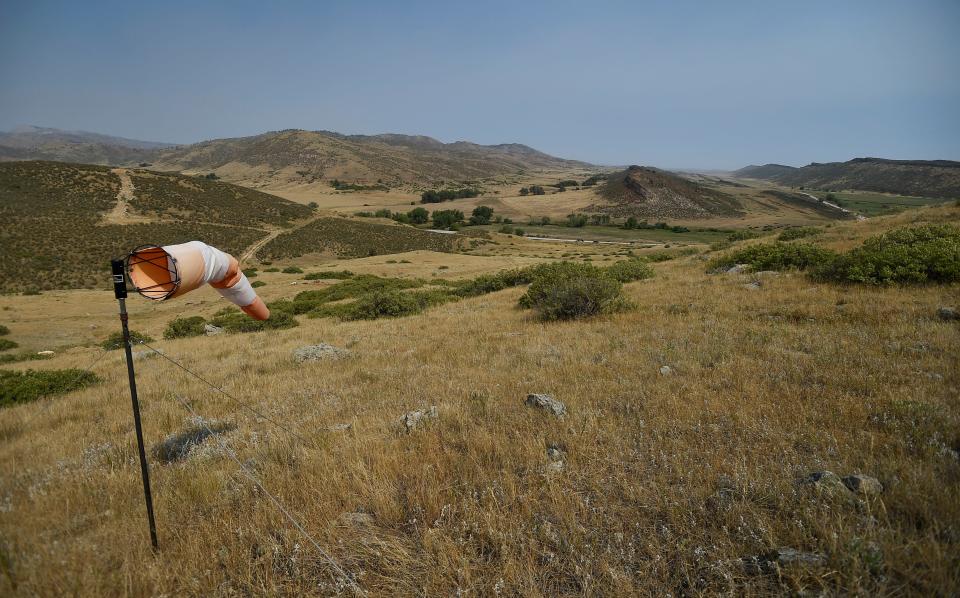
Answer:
[[127, 241, 269, 320]]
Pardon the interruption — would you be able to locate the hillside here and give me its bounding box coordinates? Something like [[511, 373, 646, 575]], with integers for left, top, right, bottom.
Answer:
[[591, 165, 743, 219], [0, 126, 174, 165], [733, 158, 960, 199], [147, 129, 589, 188], [0, 126, 590, 189], [0, 161, 311, 292], [1, 202, 958, 595], [732, 163, 798, 179]]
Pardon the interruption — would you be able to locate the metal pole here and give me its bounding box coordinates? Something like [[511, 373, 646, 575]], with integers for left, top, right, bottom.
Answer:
[[111, 259, 158, 550]]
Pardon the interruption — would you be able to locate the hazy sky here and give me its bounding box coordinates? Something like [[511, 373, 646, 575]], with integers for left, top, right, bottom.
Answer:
[[1, 0, 958, 169]]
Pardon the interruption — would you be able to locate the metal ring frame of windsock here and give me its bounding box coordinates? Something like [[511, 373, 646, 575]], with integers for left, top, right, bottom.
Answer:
[[126, 241, 270, 320]]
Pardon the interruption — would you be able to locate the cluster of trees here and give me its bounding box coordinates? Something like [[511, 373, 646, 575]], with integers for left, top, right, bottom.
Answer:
[[564, 213, 612, 227], [519, 185, 545, 196], [355, 205, 496, 230], [330, 179, 390, 192], [420, 188, 480, 203], [581, 174, 605, 187], [622, 217, 688, 232]]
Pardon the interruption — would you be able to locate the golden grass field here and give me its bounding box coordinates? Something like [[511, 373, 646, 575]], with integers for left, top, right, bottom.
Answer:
[[1, 205, 958, 595]]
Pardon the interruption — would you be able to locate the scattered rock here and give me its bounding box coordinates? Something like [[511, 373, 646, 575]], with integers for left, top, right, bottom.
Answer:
[[337, 512, 374, 527], [544, 460, 565, 475], [328, 423, 352, 432], [204, 324, 224, 336], [801, 471, 850, 497], [741, 547, 827, 574], [152, 415, 236, 464], [754, 271, 780, 277], [36, 350, 55, 356], [743, 281, 762, 291], [842, 474, 883, 496], [937, 306, 959, 321], [726, 264, 751, 274], [132, 348, 163, 361], [400, 406, 438, 432], [546, 445, 566, 461], [293, 343, 350, 363], [659, 365, 672, 376], [524, 394, 566, 418]]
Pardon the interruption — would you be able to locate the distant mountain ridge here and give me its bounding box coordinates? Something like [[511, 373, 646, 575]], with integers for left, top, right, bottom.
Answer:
[[0, 126, 177, 164], [733, 157, 960, 199], [0, 126, 588, 187]]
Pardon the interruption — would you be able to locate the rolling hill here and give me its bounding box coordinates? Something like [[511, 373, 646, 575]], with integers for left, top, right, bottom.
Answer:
[[146, 129, 589, 187], [590, 165, 743, 219], [0, 126, 174, 165], [0, 126, 589, 189], [733, 158, 960, 199], [0, 161, 310, 292], [0, 161, 479, 293], [732, 163, 798, 180]]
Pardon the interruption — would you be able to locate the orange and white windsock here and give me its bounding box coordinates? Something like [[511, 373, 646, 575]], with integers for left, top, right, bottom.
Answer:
[[128, 241, 270, 320]]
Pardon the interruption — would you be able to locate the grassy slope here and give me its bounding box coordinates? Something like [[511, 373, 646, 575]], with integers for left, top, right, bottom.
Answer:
[[0, 204, 957, 594], [736, 158, 960, 200], [0, 161, 317, 293], [149, 129, 590, 190], [595, 166, 743, 219]]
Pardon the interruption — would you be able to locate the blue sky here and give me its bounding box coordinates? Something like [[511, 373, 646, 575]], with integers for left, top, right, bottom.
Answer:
[[1, 0, 958, 169]]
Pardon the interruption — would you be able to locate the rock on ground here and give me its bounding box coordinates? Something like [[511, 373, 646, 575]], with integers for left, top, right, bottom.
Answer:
[[937, 306, 959, 321], [726, 264, 751, 274], [400, 406, 438, 432], [293, 343, 350, 363], [204, 324, 224, 336], [659, 365, 672, 376], [842, 474, 883, 496], [743, 281, 762, 291], [802, 471, 850, 498], [525, 394, 566, 417], [152, 415, 237, 464], [741, 547, 827, 574]]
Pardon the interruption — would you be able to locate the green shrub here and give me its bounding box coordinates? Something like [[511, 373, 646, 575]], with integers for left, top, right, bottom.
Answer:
[[1, 369, 100, 407], [264, 267, 280, 272], [0, 338, 17, 352], [814, 224, 960, 284], [251, 280, 266, 288], [0, 325, 8, 336], [520, 262, 628, 321], [101, 330, 154, 350], [0, 351, 51, 365], [606, 258, 655, 282], [304, 270, 354, 280], [433, 209, 465, 229], [340, 290, 429, 320], [23, 289, 42, 296], [163, 316, 207, 339], [779, 226, 822, 241], [242, 268, 258, 278], [209, 309, 299, 333], [727, 229, 760, 242], [281, 266, 303, 274], [709, 242, 836, 272], [470, 206, 494, 225]]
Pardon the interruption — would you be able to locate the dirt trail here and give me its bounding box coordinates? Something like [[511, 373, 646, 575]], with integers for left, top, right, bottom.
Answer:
[[101, 168, 152, 225], [239, 212, 326, 264]]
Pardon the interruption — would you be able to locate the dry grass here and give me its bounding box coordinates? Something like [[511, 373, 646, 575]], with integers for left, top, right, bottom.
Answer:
[[0, 207, 958, 595]]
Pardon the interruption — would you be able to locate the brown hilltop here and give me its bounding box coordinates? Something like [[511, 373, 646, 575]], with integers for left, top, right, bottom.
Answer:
[[591, 165, 742, 219]]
